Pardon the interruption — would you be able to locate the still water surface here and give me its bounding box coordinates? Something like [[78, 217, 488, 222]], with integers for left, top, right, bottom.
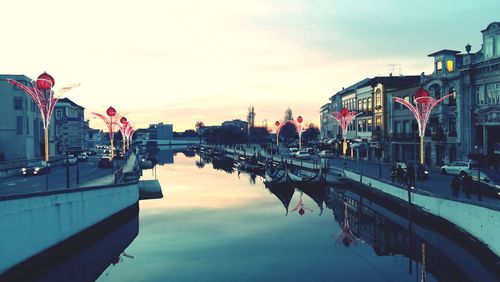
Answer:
[[90, 152, 497, 282]]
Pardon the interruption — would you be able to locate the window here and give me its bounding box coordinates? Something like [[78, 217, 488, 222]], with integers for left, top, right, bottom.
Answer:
[[14, 97, 23, 110], [26, 117, 30, 135], [367, 118, 372, 131], [403, 96, 410, 103], [362, 98, 367, 112], [436, 60, 443, 71], [394, 121, 401, 134], [358, 100, 362, 111], [362, 119, 367, 132], [56, 109, 63, 119], [376, 116, 382, 126], [496, 34, 500, 57], [375, 89, 382, 107], [367, 97, 372, 112], [486, 83, 500, 104], [484, 37, 493, 59], [446, 60, 454, 72], [358, 120, 362, 132], [16, 116, 23, 135], [449, 118, 456, 136]]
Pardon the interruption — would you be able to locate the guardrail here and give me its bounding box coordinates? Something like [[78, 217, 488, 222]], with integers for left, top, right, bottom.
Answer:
[[0, 155, 66, 171]]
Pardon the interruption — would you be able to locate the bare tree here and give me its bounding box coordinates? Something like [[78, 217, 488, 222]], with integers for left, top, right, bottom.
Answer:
[[284, 107, 293, 121]]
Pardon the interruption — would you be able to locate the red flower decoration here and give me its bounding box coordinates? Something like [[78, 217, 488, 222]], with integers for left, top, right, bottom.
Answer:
[[120, 117, 128, 124], [36, 72, 55, 90], [415, 87, 430, 101], [341, 108, 349, 117], [106, 106, 117, 117], [297, 116, 303, 123], [275, 121, 280, 126]]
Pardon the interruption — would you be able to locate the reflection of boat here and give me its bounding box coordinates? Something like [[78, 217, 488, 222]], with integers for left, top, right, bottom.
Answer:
[[264, 164, 286, 184], [2, 204, 139, 281], [265, 182, 295, 215], [287, 167, 323, 184]]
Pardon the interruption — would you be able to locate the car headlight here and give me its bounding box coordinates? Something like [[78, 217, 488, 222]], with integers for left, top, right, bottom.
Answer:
[[22, 168, 26, 172], [424, 171, 429, 174], [495, 185, 500, 189], [35, 167, 40, 171]]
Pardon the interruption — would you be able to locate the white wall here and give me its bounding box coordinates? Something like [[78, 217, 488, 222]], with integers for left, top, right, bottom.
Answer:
[[0, 183, 139, 273], [344, 170, 500, 257]]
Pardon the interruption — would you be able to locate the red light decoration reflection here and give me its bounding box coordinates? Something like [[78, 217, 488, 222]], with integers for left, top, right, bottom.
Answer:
[[291, 192, 313, 216]]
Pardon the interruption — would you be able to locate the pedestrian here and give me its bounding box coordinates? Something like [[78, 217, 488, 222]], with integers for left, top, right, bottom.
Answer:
[[462, 172, 472, 199], [390, 166, 396, 183], [407, 163, 416, 188], [450, 174, 461, 197], [396, 165, 404, 184]]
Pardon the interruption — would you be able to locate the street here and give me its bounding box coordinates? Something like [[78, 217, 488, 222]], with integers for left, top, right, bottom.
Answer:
[[0, 156, 124, 197]]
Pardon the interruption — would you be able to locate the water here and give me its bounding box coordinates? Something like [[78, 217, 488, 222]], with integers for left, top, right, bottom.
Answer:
[[4, 150, 499, 281]]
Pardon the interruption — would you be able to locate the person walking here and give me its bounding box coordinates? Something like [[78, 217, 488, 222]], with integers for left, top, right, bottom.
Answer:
[[451, 174, 461, 197], [396, 164, 404, 185], [407, 163, 416, 188], [462, 172, 472, 199]]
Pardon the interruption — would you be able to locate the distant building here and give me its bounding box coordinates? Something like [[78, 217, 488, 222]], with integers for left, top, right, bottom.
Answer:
[[0, 74, 56, 161], [84, 120, 103, 151], [148, 123, 173, 140], [54, 98, 85, 154], [222, 119, 248, 133]]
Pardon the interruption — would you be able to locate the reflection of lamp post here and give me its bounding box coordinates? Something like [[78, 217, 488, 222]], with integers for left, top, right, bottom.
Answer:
[[92, 106, 121, 159], [7, 73, 79, 162], [393, 88, 454, 164], [331, 108, 361, 156]]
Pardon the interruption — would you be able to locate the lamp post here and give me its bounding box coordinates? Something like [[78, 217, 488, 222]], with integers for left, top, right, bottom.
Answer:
[[297, 115, 303, 149], [393, 88, 454, 164], [6, 73, 79, 163], [275, 121, 280, 147], [92, 106, 121, 159], [331, 108, 361, 157], [119, 117, 128, 153]]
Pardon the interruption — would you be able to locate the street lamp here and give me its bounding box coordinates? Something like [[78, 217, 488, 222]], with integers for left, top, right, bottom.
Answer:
[[297, 115, 303, 149], [331, 108, 361, 156], [7, 73, 79, 163], [393, 88, 454, 164], [92, 106, 121, 159]]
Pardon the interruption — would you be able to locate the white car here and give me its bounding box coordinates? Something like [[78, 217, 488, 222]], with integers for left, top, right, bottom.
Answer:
[[295, 151, 311, 160], [440, 161, 478, 175], [319, 150, 334, 158], [289, 148, 299, 155], [65, 155, 78, 165]]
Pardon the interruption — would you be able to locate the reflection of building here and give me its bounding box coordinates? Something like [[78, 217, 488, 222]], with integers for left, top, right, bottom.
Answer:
[[329, 189, 497, 282], [157, 149, 174, 165], [0, 74, 56, 161], [54, 98, 85, 154]]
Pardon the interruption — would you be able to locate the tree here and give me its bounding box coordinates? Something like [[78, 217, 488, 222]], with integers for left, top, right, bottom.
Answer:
[[249, 126, 271, 144], [280, 122, 298, 145], [205, 126, 246, 144], [302, 123, 320, 142], [195, 121, 205, 133], [284, 107, 293, 121]]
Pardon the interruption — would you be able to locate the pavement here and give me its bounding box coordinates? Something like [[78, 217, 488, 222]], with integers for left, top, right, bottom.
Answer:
[[0, 156, 127, 197], [224, 144, 500, 208]]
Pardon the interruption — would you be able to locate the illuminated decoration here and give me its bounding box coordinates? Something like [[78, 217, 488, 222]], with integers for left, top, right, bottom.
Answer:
[[92, 107, 123, 158], [331, 108, 361, 156], [275, 117, 305, 149], [393, 87, 454, 164], [7, 72, 80, 162], [117, 117, 134, 153], [291, 192, 313, 216]]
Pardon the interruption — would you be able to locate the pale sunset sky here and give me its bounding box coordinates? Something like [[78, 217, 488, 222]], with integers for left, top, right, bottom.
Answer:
[[1, 0, 499, 131]]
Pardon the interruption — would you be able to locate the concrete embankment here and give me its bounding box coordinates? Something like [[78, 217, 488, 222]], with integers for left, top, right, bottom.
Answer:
[[0, 182, 139, 274], [343, 170, 500, 257]]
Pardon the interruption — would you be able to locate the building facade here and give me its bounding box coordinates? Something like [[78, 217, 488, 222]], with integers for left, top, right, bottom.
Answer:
[[54, 98, 85, 154], [0, 74, 56, 161]]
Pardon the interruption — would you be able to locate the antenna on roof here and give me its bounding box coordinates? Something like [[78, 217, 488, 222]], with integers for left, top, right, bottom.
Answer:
[[389, 64, 400, 76]]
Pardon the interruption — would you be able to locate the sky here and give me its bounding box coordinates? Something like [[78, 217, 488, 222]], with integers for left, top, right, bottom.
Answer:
[[1, 0, 499, 131]]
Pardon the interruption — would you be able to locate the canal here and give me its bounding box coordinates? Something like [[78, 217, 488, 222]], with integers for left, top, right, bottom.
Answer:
[[3, 150, 499, 282]]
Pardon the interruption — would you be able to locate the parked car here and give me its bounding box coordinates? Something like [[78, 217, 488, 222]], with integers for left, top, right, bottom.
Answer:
[[440, 161, 478, 175], [306, 147, 315, 154], [98, 154, 113, 168], [114, 149, 125, 160], [65, 155, 78, 165], [319, 150, 334, 158], [22, 161, 50, 176], [77, 152, 88, 162], [289, 148, 299, 156], [295, 151, 311, 160]]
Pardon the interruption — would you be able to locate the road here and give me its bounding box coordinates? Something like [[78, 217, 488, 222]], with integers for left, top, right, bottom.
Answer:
[[0, 156, 125, 197]]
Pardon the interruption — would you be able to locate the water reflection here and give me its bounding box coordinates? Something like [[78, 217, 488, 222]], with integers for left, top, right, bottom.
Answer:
[[1, 204, 139, 282]]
